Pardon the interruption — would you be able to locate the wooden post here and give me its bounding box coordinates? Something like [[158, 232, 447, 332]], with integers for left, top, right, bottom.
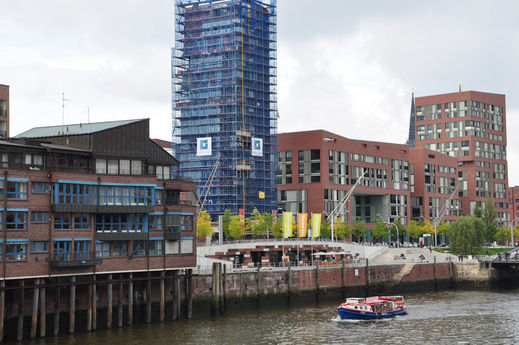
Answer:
[[222, 265, 227, 313], [128, 273, 133, 325], [87, 281, 92, 332], [69, 276, 75, 334], [0, 280, 5, 341], [341, 259, 346, 297], [146, 276, 152, 323], [315, 260, 320, 302], [172, 271, 179, 321], [211, 263, 220, 316], [256, 264, 261, 307], [17, 280, 24, 341], [118, 276, 123, 328], [433, 256, 438, 289], [30, 279, 40, 339], [287, 262, 292, 305], [53, 286, 60, 336], [160, 271, 165, 322], [92, 280, 97, 331], [186, 269, 193, 319], [39, 279, 46, 338], [107, 274, 112, 329]]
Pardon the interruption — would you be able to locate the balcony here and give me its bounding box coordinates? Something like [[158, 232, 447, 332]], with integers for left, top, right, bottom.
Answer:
[[165, 232, 181, 240], [52, 204, 154, 214], [50, 253, 102, 268], [95, 231, 148, 241]]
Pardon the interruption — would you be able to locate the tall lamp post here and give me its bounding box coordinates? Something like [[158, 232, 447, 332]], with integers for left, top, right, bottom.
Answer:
[[377, 213, 399, 248]]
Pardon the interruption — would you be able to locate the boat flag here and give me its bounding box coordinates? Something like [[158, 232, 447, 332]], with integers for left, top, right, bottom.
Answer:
[[312, 213, 322, 238], [283, 212, 293, 238]]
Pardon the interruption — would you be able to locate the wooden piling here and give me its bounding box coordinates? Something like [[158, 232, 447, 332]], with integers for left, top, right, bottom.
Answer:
[[341, 260, 346, 297], [160, 271, 165, 322], [87, 281, 92, 332], [211, 263, 221, 316], [17, 280, 24, 341], [186, 269, 193, 319], [146, 277, 152, 323], [39, 279, 46, 338], [69, 276, 75, 334], [0, 280, 5, 341], [30, 279, 40, 339], [53, 286, 60, 336], [107, 274, 112, 329], [128, 273, 133, 325], [256, 264, 261, 307], [92, 281, 97, 331], [172, 271, 179, 321], [315, 260, 320, 302], [118, 276, 123, 328], [433, 256, 438, 289]]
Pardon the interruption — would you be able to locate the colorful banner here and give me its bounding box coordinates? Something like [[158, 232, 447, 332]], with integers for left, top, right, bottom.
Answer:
[[196, 137, 212, 156], [298, 213, 308, 238], [283, 212, 293, 238], [312, 213, 322, 238], [272, 210, 277, 225], [258, 191, 265, 199], [251, 137, 263, 157]]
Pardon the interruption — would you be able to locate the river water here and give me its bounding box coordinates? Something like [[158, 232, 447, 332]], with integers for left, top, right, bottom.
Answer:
[[19, 289, 519, 345]]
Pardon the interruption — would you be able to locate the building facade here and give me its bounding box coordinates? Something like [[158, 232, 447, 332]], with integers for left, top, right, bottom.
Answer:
[[411, 91, 509, 223], [0, 84, 9, 139], [172, 0, 278, 218], [1, 119, 197, 279]]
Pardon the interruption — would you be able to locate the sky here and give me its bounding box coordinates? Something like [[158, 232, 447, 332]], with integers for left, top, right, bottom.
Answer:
[[1, 0, 519, 183]]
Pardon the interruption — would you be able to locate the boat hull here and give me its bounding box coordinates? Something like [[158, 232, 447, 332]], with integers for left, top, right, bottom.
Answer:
[[337, 306, 408, 320]]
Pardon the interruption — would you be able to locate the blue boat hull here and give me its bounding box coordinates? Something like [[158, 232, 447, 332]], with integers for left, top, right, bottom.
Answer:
[[337, 306, 408, 320]]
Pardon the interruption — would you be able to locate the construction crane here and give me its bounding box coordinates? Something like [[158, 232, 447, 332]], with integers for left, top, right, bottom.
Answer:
[[197, 153, 221, 219]]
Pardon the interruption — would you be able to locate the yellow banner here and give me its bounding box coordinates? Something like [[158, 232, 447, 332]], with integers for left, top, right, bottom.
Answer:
[[283, 212, 293, 238], [298, 213, 308, 238], [312, 213, 322, 238], [258, 191, 265, 199]]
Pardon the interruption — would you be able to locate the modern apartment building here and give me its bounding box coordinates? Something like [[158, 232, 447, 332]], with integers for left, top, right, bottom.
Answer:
[[172, 0, 278, 217], [0, 84, 9, 138], [411, 91, 509, 223]]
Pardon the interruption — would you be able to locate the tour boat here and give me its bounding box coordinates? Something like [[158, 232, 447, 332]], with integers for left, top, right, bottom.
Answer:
[[336, 296, 408, 320]]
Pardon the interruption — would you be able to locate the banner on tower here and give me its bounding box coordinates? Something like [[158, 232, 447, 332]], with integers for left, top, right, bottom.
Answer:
[[251, 137, 263, 157], [196, 137, 212, 156], [283, 212, 293, 238], [312, 213, 322, 238], [298, 213, 308, 238]]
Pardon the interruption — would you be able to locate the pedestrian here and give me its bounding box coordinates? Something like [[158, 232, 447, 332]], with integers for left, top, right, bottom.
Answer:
[[428, 246, 432, 253]]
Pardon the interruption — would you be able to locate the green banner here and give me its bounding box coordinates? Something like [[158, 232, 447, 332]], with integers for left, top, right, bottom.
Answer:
[[283, 212, 293, 238], [312, 213, 322, 238]]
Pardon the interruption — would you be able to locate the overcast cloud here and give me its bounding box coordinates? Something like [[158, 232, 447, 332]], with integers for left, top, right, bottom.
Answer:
[[1, 0, 519, 184]]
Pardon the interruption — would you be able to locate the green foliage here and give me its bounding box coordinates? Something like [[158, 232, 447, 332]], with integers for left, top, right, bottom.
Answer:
[[228, 215, 245, 240], [334, 218, 352, 240], [352, 218, 367, 242], [406, 220, 422, 241], [372, 219, 388, 242], [222, 209, 232, 238], [448, 215, 486, 255], [495, 226, 510, 244], [261, 212, 274, 238], [472, 199, 498, 243], [392, 219, 404, 239], [248, 209, 267, 238], [320, 218, 331, 239], [437, 221, 450, 236], [421, 220, 434, 235], [197, 210, 213, 237], [272, 220, 283, 238]]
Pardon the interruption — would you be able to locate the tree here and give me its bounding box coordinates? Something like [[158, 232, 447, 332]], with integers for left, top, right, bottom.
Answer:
[[495, 226, 510, 245], [228, 215, 245, 240], [222, 209, 232, 238], [481, 199, 497, 243], [334, 218, 352, 241], [406, 220, 422, 241], [448, 216, 486, 255], [352, 218, 367, 243], [272, 220, 283, 238], [261, 212, 274, 238], [393, 219, 404, 243], [197, 210, 213, 238], [372, 219, 388, 243], [421, 220, 435, 235], [248, 209, 267, 238], [437, 221, 450, 237], [320, 219, 331, 239]]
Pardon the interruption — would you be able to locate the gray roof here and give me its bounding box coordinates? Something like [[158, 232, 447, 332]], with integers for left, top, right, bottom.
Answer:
[[14, 119, 145, 139]]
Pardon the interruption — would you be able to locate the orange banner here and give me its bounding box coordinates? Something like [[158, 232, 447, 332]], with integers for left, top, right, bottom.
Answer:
[[298, 213, 308, 238]]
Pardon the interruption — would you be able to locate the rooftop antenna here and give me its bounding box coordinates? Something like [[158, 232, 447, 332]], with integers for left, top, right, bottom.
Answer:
[[458, 76, 463, 92], [62, 92, 71, 126]]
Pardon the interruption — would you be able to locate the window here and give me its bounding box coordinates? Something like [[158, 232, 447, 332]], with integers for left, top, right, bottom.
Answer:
[[31, 182, 49, 194], [96, 159, 107, 174], [150, 239, 163, 256], [54, 240, 71, 260], [107, 160, 118, 175], [149, 215, 163, 230], [181, 238, 193, 254], [6, 181, 28, 199], [54, 213, 71, 230], [131, 160, 142, 175], [120, 160, 130, 175], [30, 241, 48, 253], [95, 241, 110, 258], [75, 240, 91, 260], [165, 240, 179, 254], [155, 189, 163, 205], [6, 211, 28, 230], [113, 242, 128, 257], [31, 211, 48, 223], [132, 241, 146, 256], [95, 214, 144, 233], [181, 215, 193, 231], [6, 240, 27, 261], [74, 214, 90, 230]]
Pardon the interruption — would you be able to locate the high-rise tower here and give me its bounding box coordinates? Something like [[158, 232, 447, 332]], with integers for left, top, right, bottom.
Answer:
[[173, 0, 278, 217]]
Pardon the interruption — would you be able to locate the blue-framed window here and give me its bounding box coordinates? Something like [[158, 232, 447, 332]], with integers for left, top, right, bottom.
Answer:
[[165, 190, 179, 205], [55, 182, 154, 206], [75, 239, 91, 260], [113, 242, 128, 257], [95, 241, 110, 258], [165, 214, 193, 233], [54, 240, 72, 260], [30, 241, 48, 253], [155, 189, 163, 205], [180, 215, 193, 231], [95, 214, 144, 233], [6, 240, 28, 261], [6, 211, 28, 230], [31, 182, 49, 194], [6, 181, 28, 200], [181, 237, 194, 254], [54, 213, 71, 230], [31, 211, 48, 223], [73, 214, 90, 230], [150, 239, 163, 256], [132, 241, 146, 256], [149, 215, 163, 230]]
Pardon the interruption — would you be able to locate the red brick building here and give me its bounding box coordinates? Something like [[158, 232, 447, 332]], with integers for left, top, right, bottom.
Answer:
[[509, 186, 519, 227], [0, 118, 197, 279], [412, 91, 509, 223], [0, 84, 9, 138]]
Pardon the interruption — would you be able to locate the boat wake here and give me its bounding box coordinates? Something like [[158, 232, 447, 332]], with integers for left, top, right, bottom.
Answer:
[[331, 316, 393, 323]]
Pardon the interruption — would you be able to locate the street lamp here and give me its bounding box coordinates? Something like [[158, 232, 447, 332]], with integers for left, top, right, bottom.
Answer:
[[377, 213, 399, 248]]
